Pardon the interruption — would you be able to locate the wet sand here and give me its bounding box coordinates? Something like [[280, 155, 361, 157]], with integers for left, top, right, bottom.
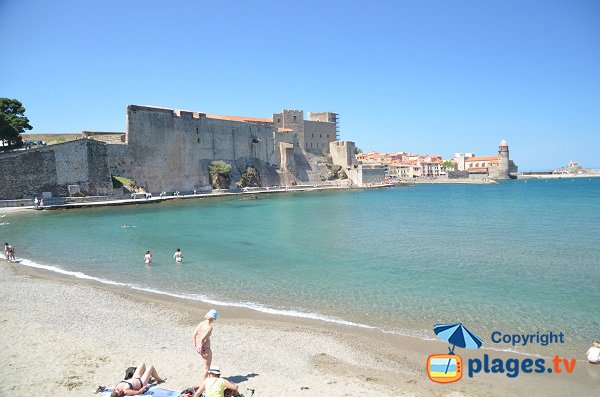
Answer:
[[0, 262, 598, 397]]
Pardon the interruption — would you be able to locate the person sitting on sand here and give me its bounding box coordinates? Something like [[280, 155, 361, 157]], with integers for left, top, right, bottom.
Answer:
[[587, 341, 600, 364], [173, 248, 183, 263], [110, 362, 165, 397], [192, 366, 237, 397], [144, 251, 152, 264], [192, 309, 218, 381]]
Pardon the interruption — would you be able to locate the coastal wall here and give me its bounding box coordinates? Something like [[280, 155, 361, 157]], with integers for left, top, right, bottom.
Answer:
[[126, 105, 278, 192], [347, 164, 385, 187], [0, 139, 113, 199]]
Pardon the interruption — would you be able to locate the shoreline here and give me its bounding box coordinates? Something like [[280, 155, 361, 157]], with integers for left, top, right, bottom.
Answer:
[[0, 183, 394, 212], [4, 253, 586, 359], [2, 261, 599, 396]]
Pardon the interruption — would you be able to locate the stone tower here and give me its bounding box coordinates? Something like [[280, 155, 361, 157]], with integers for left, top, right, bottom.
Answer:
[[497, 139, 510, 180]]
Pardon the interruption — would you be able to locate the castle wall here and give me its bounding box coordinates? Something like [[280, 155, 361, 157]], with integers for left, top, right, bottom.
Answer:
[[347, 164, 385, 187], [126, 105, 276, 192], [0, 139, 113, 200], [329, 141, 357, 168], [304, 120, 336, 153]]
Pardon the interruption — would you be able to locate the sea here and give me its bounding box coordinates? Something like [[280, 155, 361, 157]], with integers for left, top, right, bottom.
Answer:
[[1, 178, 599, 356]]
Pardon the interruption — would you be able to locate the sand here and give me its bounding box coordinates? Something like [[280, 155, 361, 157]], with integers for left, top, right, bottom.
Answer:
[[1, 262, 598, 397]]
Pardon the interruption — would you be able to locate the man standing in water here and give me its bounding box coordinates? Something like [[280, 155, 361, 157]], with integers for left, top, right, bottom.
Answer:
[[192, 309, 218, 382], [144, 250, 152, 264], [173, 248, 183, 263]]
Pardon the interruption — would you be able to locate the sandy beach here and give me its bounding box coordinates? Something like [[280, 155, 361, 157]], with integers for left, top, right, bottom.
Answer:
[[1, 261, 598, 397]]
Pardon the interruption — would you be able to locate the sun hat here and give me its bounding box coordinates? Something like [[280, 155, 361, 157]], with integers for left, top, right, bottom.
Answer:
[[207, 309, 218, 320], [207, 366, 221, 375]]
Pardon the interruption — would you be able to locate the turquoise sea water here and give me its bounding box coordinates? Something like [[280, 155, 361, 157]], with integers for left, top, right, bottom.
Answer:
[[1, 178, 599, 354]]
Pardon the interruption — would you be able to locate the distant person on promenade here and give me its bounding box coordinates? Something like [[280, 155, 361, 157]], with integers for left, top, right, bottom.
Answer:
[[586, 341, 600, 364], [192, 309, 218, 382], [34, 196, 39, 207], [144, 251, 152, 264], [109, 362, 165, 397], [39, 198, 44, 207], [192, 366, 237, 397], [173, 248, 183, 263]]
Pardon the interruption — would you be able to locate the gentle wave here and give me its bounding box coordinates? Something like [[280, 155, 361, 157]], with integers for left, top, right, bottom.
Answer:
[[5, 255, 133, 288], [8, 254, 377, 330]]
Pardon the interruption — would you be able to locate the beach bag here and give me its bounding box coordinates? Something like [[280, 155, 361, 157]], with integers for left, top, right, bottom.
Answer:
[[125, 367, 137, 380]]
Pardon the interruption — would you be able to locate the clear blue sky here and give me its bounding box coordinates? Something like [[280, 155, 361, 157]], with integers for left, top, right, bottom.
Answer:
[[1, 0, 599, 170]]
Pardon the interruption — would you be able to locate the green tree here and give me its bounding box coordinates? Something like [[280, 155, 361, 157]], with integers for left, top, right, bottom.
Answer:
[[442, 160, 455, 171], [354, 147, 363, 155], [0, 117, 21, 148], [0, 98, 32, 149], [209, 160, 232, 189]]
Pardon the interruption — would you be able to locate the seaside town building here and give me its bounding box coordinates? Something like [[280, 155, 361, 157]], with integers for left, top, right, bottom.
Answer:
[[353, 140, 517, 182], [452, 140, 517, 180]]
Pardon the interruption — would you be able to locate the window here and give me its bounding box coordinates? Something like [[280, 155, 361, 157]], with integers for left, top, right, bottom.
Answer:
[[277, 118, 281, 123], [312, 133, 314, 137], [196, 127, 199, 134], [293, 115, 297, 121], [327, 134, 329, 138], [310, 142, 313, 148], [320, 134, 322, 138], [197, 138, 200, 144]]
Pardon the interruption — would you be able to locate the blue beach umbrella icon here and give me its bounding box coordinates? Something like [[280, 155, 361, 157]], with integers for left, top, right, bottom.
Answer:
[[433, 323, 483, 354]]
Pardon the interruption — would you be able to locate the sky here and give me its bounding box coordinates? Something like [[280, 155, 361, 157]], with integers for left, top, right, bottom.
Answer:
[[1, 0, 599, 170]]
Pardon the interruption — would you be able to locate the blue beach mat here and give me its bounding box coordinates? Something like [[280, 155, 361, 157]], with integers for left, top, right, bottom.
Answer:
[[98, 385, 181, 397]]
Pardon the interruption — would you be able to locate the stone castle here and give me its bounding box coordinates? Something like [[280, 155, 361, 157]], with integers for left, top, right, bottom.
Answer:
[[0, 105, 354, 200]]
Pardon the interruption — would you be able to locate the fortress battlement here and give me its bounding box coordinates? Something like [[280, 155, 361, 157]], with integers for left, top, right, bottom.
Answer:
[[127, 105, 205, 119]]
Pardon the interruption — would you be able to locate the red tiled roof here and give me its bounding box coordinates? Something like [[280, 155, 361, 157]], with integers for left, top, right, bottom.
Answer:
[[466, 156, 498, 162], [206, 114, 272, 123]]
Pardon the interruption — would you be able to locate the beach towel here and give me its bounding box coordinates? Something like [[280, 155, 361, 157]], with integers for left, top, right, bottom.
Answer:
[[97, 385, 180, 397]]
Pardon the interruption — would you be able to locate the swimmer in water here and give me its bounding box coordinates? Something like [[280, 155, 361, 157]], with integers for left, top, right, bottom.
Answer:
[[173, 248, 183, 263], [144, 250, 152, 264]]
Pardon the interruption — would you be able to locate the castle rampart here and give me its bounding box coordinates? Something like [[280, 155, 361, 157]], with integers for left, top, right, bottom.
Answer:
[[0, 104, 342, 200], [0, 139, 113, 200]]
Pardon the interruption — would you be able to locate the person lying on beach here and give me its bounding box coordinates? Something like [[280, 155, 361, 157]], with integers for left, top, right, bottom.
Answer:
[[144, 251, 152, 264], [110, 362, 165, 397], [586, 341, 600, 364], [173, 248, 183, 263], [192, 366, 237, 397], [192, 309, 218, 381]]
